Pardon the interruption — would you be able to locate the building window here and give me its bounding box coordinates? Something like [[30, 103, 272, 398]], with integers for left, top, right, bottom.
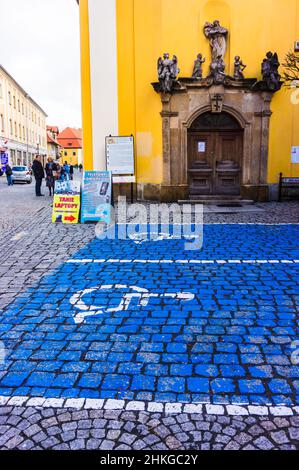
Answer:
[[19, 124, 21, 138], [73, 152, 76, 156], [22, 103, 24, 115], [9, 119, 13, 135], [0, 84, 3, 98], [18, 100, 20, 112], [8, 91, 11, 105], [64, 151, 67, 156], [0, 114, 4, 132], [13, 96, 16, 108], [14, 122, 17, 137], [23, 126, 25, 141]]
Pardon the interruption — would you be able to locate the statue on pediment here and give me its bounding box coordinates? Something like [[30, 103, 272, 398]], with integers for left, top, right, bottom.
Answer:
[[261, 52, 281, 91], [209, 55, 226, 83], [157, 53, 180, 93], [234, 56, 247, 80], [204, 20, 228, 63], [192, 53, 206, 79]]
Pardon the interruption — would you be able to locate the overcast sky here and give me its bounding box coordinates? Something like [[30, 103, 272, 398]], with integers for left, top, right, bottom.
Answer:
[[0, 0, 81, 131]]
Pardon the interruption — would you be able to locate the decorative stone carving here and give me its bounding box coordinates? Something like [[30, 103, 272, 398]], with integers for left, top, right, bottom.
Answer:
[[157, 53, 180, 93], [209, 55, 226, 83], [261, 51, 281, 91], [192, 53, 206, 79], [210, 93, 224, 113], [234, 56, 247, 80], [204, 20, 228, 66]]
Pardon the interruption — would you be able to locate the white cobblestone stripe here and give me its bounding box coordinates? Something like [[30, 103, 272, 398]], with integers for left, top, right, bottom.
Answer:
[[2, 396, 298, 417], [67, 259, 299, 264]]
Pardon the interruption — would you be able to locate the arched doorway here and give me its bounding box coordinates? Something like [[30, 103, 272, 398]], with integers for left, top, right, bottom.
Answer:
[[187, 111, 244, 196]]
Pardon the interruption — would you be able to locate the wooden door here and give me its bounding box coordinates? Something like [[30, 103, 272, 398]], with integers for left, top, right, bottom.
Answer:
[[215, 132, 242, 195], [188, 130, 243, 196], [188, 132, 214, 195]]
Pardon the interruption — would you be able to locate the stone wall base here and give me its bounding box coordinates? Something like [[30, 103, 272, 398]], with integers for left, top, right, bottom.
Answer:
[[112, 183, 293, 203], [132, 183, 273, 203]]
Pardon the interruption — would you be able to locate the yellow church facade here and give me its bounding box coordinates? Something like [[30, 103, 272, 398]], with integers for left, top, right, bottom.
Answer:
[[78, 0, 299, 202]]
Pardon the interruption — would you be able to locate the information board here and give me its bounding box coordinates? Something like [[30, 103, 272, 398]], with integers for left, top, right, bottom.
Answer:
[[291, 146, 299, 164], [52, 180, 81, 224], [81, 171, 112, 224], [106, 136, 134, 175]]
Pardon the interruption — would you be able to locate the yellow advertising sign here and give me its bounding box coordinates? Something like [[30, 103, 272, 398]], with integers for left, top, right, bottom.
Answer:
[[52, 181, 81, 224]]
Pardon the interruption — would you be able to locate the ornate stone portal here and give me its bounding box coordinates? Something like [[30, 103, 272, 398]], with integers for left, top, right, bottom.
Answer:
[[151, 21, 282, 202]]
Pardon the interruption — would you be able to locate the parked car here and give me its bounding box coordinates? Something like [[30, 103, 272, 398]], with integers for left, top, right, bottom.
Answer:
[[11, 166, 32, 184]]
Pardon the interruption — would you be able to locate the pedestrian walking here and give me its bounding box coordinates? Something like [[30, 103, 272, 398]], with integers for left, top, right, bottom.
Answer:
[[45, 157, 58, 196], [79, 163, 83, 173], [60, 164, 66, 181], [32, 155, 45, 197], [70, 165, 74, 180], [5, 164, 13, 186], [63, 161, 70, 181]]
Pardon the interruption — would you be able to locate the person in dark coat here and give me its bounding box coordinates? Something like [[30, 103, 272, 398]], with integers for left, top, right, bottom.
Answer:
[[45, 157, 58, 196], [5, 164, 13, 186], [32, 155, 45, 196], [70, 165, 74, 180]]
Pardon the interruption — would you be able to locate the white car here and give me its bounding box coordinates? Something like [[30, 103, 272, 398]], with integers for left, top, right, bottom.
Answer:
[[12, 166, 32, 184]]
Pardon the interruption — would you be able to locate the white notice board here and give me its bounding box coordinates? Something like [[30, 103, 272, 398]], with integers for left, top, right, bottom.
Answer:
[[106, 136, 135, 175], [291, 146, 299, 164]]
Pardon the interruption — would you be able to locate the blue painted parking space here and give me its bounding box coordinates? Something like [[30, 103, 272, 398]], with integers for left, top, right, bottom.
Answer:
[[0, 224, 298, 405]]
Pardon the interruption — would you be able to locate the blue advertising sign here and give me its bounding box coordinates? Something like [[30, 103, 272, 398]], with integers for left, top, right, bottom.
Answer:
[[1, 153, 9, 172], [81, 171, 112, 224]]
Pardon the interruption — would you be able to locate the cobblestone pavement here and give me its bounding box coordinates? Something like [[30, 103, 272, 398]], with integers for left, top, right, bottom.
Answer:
[[0, 175, 52, 233], [0, 406, 298, 450], [0, 180, 298, 450]]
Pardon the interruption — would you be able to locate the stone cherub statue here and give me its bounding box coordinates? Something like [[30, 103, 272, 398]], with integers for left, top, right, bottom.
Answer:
[[234, 56, 246, 80], [261, 51, 281, 91], [157, 53, 180, 93], [192, 53, 206, 79]]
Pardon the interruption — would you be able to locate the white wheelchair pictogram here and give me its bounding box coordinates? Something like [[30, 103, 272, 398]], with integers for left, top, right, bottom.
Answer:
[[129, 232, 198, 245], [70, 284, 195, 324]]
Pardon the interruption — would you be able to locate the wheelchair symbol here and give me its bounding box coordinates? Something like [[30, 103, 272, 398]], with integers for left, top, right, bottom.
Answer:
[[70, 284, 195, 324], [129, 232, 199, 245]]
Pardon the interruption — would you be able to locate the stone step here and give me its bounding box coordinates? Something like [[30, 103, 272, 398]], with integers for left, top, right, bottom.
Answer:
[[178, 198, 255, 205]]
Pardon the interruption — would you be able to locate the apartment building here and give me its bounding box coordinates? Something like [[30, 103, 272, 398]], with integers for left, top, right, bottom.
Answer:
[[0, 65, 47, 167]]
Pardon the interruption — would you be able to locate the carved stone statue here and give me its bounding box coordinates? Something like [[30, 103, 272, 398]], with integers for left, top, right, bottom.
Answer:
[[204, 20, 228, 64], [158, 53, 180, 93], [261, 52, 281, 91], [192, 53, 206, 79], [209, 55, 226, 83], [234, 56, 246, 80]]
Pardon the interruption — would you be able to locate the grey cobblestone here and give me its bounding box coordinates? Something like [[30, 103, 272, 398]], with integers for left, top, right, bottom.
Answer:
[[271, 431, 289, 445], [289, 428, 299, 440], [69, 439, 85, 450], [5, 407, 293, 451], [254, 436, 275, 450]]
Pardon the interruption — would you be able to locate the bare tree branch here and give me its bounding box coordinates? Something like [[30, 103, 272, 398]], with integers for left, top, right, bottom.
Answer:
[[282, 51, 299, 88]]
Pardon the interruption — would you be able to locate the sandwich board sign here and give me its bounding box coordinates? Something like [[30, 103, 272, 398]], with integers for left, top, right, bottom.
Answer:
[[1, 153, 9, 172], [52, 180, 81, 224], [81, 171, 112, 224]]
